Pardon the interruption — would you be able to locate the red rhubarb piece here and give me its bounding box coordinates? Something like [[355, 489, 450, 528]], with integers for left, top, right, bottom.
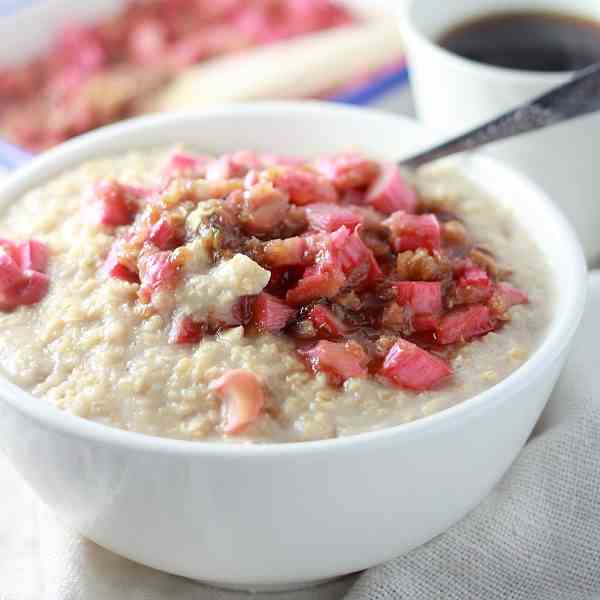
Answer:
[[315, 153, 379, 190], [456, 266, 494, 304], [138, 251, 179, 301], [273, 168, 338, 205], [395, 281, 442, 315], [209, 369, 265, 434], [253, 293, 296, 332], [91, 180, 137, 227], [241, 185, 290, 234], [305, 203, 362, 232], [304, 340, 368, 381], [309, 304, 348, 337], [0, 253, 25, 292], [104, 248, 139, 284], [286, 263, 345, 305], [436, 305, 495, 345], [148, 216, 181, 250], [262, 237, 307, 267], [366, 164, 417, 215], [169, 315, 204, 344], [385, 212, 441, 252], [11, 270, 50, 306], [380, 339, 452, 391], [17, 240, 49, 273]]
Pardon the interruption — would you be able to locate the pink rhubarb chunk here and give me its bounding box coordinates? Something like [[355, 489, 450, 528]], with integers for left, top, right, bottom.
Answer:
[[309, 304, 348, 337], [148, 216, 181, 250], [262, 237, 306, 267], [380, 339, 452, 391], [253, 292, 296, 332], [304, 340, 368, 381], [385, 212, 441, 253], [138, 251, 179, 301], [395, 281, 442, 315], [17, 240, 49, 273], [104, 248, 139, 284], [209, 369, 265, 434], [273, 168, 338, 205], [169, 315, 204, 344], [0, 253, 25, 292], [436, 305, 495, 345], [314, 153, 379, 190], [305, 203, 362, 232], [456, 266, 494, 304], [366, 164, 417, 215], [91, 180, 138, 227]]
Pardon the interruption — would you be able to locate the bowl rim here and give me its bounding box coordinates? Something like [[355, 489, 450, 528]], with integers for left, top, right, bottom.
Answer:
[[0, 101, 588, 457]]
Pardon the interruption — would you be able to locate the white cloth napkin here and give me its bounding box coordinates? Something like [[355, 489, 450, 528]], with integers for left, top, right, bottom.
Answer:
[[1, 273, 598, 600]]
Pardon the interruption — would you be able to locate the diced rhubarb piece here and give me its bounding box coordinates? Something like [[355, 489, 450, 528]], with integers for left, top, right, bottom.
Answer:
[[128, 19, 168, 65], [456, 266, 494, 304], [209, 369, 265, 434], [412, 313, 440, 333], [272, 167, 338, 205], [385, 212, 441, 252], [104, 249, 139, 284], [148, 216, 181, 250], [366, 164, 417, 215], [164, 152, 210, 177], [305, 203, 362, 232], [17, 240, 49, 273], [262, 237, 307, 267], [253, 292, 296, 332], [331, 226, 382, 286], [309, 304, 348, 337], [304, 340, 368, 381], [169, 315, 204, 344], [91, 180, 138, 227], [315, 153, 380, 190], [241, 183, 290, 234], [436, 305, 495, 345], [286, 263, 345, 305], [0, 239, 19, 263], [496, 282, 529, 308], [11, 270, 50, 306], [339, 189, 365, 206], [206, 152, 261, 180], [0, 253, 25, 292], [380, 339, 452, 391], [138, 251, 179, 301], [395, 281, 442, 315]]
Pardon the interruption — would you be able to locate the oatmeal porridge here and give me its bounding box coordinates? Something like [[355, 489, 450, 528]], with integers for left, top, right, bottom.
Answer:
[[0, 148, 553, 442]]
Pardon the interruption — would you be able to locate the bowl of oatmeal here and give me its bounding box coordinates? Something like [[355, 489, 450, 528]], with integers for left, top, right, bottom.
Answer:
[[0, 0, 404, 153], [0, 103, 587, 590]]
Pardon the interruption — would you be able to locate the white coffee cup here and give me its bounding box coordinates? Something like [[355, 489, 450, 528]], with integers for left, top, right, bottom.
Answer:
[[399, 0, 600, 265]]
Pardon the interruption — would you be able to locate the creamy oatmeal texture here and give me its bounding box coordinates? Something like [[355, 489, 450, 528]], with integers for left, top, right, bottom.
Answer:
[[0, 149, 553, 442]]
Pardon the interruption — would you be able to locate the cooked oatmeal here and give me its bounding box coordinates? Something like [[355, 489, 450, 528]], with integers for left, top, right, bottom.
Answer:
[[0, 148, 553, 442]]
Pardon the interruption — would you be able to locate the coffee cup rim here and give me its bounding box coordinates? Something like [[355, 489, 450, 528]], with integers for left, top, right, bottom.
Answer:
[[398, 0, 588, 81]]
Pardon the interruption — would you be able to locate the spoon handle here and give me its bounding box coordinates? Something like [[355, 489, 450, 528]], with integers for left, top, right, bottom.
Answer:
[[401, 62, 600, 169]]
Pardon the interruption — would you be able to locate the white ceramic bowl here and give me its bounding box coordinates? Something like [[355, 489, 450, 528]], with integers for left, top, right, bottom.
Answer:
[[0, 103, 587, 592]]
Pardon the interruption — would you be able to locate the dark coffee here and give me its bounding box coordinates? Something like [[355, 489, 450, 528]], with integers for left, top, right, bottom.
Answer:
[[439, 11, 600, 72]]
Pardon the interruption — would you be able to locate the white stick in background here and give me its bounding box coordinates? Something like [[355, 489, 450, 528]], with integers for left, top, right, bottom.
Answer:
[[146, 20, 404, 112]]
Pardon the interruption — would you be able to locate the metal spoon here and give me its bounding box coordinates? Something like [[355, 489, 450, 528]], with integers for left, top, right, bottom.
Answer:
[[400, 62, 600, 169]]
